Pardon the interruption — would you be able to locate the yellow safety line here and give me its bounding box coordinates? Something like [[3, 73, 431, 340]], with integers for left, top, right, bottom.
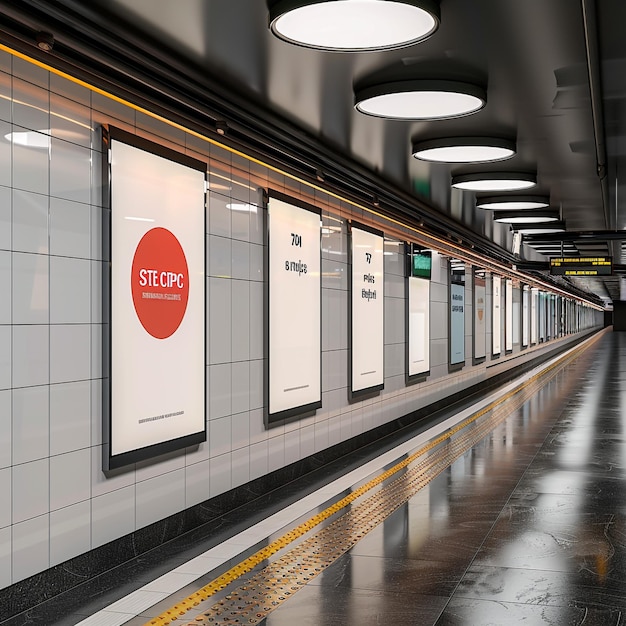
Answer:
[[0, 43, 601, 308], [145, 332, 602, 624]]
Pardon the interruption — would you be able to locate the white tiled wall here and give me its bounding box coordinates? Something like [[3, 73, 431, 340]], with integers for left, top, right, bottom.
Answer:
[[0, 50, 604, 590]]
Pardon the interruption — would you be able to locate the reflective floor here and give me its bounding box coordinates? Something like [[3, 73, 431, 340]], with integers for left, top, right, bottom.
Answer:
[[257, 331, 626, 625], [20, 331, 622, 626]]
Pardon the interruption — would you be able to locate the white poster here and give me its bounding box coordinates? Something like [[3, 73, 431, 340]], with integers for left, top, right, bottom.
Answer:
[[268, 195, 321, 418], [450, 282, 465, 366], [505, 279, 513, 352], [522, 286, 529, 347], [474, 273, 486, 359], [351, 226, 384, 394], [408, 276, 430, 377], [109, 130, 206, 468], [512, 285, 520, 346], [537, 291, 546, 342], [531, 288, 539, 344], [492, 275, 501, 356]]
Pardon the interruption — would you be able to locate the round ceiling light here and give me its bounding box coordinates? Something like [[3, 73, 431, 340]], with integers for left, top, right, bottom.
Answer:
[[476, 195, 550, 210], [476, 196, 550, 211], [268, 0, 440, 52], [412, 137, 516, 163], [355, 80, 486, 120], [451, 171, 537, 192], [493, 209, 559, 224]]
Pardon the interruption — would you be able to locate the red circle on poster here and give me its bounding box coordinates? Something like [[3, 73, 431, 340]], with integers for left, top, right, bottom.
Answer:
[[131, 227, 189, 339]]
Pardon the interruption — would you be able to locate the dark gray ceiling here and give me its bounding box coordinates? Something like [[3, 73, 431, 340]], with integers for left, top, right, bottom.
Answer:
[[3, 0, 625, 304]]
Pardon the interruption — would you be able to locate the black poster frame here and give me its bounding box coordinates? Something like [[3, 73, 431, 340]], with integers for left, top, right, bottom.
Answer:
[[265, 189, 323, 425], [405, 243, 430, 385], [102, 125, 207, 471], [349, 221, 385, 402], [448, 261, 465, 373], [472, 268, 487, 365]]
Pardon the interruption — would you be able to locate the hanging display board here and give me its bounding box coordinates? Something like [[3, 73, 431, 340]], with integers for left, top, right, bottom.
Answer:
[[350, 224, 384, 397], [105, 127, 207, 470], [267, 192, 322, 422], [473, 271, 487, 361], [411, 248, 432, 279], [550, 256, 612, 276], [492, 275, 501, 356]]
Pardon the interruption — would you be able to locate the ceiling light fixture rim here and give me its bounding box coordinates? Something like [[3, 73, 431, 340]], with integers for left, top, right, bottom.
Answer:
[[451, 171, 537, 191], [268, 0, 441, 52], [412, 136, 517, 163], [476, 194, 550, 210], [354, 79, 486, 120]]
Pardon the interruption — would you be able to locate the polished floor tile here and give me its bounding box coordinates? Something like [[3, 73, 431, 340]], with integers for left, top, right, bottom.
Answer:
[[262, 332, 626, 625], [260, 586, 449, 625], [436, 597, 621, 626], [15, 332, 625, 626]]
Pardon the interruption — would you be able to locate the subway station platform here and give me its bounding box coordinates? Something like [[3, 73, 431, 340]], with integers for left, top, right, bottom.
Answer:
[[9, 328, 624, 626]]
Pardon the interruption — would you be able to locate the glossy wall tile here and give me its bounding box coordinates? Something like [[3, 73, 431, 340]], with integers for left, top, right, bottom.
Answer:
[[0, 50, 603, 608]]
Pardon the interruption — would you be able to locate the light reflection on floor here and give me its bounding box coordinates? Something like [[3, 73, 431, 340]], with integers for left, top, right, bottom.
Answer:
[[262, 333, 626, 626]]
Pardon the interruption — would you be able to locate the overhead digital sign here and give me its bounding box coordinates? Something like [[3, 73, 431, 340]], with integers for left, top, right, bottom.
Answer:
[[105, 127, 206, 470], [351, 225, 384, 397], [411, 246, 432, 279], [550, 256, 612, 276], [268, 192, 322, 422]]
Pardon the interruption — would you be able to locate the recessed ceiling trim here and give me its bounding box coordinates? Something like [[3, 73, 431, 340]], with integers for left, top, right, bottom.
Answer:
[[268, 0, 441, 52], [355, 80, 486, 120], [412, 137, 516, 163], [451, 171, 537, 192]]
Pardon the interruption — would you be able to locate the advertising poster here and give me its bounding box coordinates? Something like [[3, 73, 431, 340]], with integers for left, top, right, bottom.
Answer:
[[268, 193, 322, 421], [539, 292, 546, 342], [107, 127, 206, 470], [531, 287, 539, 344], [450, 280, 465, 367], [351, 225, 384, 396], [522, 286, 529, 347], [512, 284, 521, 346], [492, 275, 501, 356], [505, 279, 513, 352], [408, 276, 430, 378], [473, 272, 487, 360]]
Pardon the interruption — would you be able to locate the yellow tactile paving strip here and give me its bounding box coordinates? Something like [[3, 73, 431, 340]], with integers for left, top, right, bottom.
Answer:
[[145, 333, 602, 625]]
